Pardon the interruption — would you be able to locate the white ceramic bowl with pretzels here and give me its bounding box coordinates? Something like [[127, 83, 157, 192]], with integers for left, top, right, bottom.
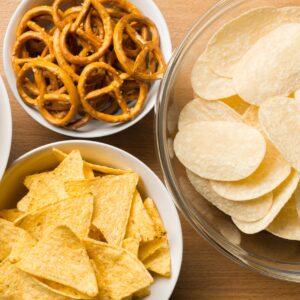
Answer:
[[3, 0, 172, 138]]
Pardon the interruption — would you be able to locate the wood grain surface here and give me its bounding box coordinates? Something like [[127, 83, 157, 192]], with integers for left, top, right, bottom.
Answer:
[[2, 0, 300, 299]]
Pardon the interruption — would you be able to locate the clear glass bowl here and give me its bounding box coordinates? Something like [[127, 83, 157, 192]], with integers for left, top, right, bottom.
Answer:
[[155, 0, 300, 282]]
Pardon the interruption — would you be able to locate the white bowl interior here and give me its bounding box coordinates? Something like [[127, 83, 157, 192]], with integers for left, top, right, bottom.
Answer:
[[0, 75, 12, 180], [3, 0, 172, 138], [0, 140, 182, 300]]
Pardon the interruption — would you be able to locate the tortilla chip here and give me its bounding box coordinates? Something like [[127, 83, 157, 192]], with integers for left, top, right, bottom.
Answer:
[[139, 236, 169, 262], [53, 148, 129, 175], [16, 193, 94, 240], [122, 237, 140, 257], [143, 198, 166, 237], [134, 287, 151, 299], [66, 173, 138, 246], [16, 226, 98, 298], [0, 218, 36, 263], [85, 239, 153, 300], [0, 260, 71, 299], [125, 191, 156, 242], [88, 224, 106, 242], [0, 208, 25, 222], [83, 165, 95, 179]]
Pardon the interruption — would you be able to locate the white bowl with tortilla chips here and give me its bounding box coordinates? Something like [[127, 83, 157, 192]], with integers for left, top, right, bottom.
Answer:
[[156, 0, 300, 282], [0, 140, 182, 299]]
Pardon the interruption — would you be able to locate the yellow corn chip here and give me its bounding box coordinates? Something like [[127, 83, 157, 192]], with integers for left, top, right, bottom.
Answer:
[[85, 239, 153, 300], [16, 194, 94, 240], [0, 218, 36, 263], [0, 260, 71, 300], [83, 165, 95, 179], [134, 287, 151, 299], [53, 148, 129, 175], [17, 226, 98, 298], [143, 198, 166, 237], [139, 236, 169, 262], [88, 224, 106, 242], [66, 173, 138, 246], [122, 237, 140, 257], [125, 191, 156, 242], [0, 208, 25, 222]]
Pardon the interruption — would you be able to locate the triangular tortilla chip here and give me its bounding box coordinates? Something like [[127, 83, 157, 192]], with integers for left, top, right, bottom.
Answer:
[[18, 150, 85, 212], [0, 218, 36, 263], [143, 198, 166, 237], [139, 236, 169, 262], [66, 173, 138, 246], [15, 194, 94, 240], [125, 191, 157, 242], [16, 226, 98, 297], [122, 237, 140, 257], [0, 208, 25, 222], [0, 260, 71, 300], [85, 239, 153, 300]]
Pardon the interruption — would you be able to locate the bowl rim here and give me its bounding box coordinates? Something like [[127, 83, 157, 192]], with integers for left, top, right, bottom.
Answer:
[[3, 0, 172, 138], [0, 75, 12, 181], [4, 139, 183, 299], [155, 0, 300, 283]]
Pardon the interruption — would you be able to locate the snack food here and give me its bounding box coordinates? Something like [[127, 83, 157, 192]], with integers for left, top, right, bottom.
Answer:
[[174, 6, 300, 241], [12, 0, 166, 129], [0, 149, 171, 299]]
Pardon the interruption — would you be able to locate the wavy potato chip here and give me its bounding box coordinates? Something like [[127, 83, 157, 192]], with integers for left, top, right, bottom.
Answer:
[[233, 171, 299, 234], [267, 196, 300, 241], [211, 107, 291, 200], [66, 173, 138, 246], [16, 193, 94, 240], [125, 191, 156, 242], [259, 97, 300, 173], [178, 98, 242, 131], [205, 7, 281, 77], [122, 237, 140, 257], [187, 170, 273, 222], [85, 239, 153, 300], [0, 208, 24, 222], [0, 218, 36, 263], [191, 55, 235, 100], [234, 23, 300, 105], [16, 226, 98, 298], [174, 121, 266, 181], [0, 260, 71, 300]]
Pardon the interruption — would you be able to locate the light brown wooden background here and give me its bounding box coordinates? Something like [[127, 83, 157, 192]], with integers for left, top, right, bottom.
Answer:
[[2, 0, 300, 299]]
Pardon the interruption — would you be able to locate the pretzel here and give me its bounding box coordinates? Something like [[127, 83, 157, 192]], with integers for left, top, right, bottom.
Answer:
[[59, 0, 113, 65], [114, 14, 166, 80], [17, 59, 79, 126]]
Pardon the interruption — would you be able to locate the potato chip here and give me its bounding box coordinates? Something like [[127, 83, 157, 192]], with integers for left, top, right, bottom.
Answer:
[[233, 23, 300, 105], [191, 55, 235, 100], [259, 97, 300, 173], [143, 247, 171, 278], [122, 237, 140, 257], [16, 193, 94, 240], [85, 239, 153, 299], [221, 95, 249, 115], [125, 191, 156, 242], [66, 173, 138, 246], [267, 195, 300, 240], [143, 198, 166, 237], [233, 170, 299, 234], [178, 98, 242, 131], [0, 260, 71, 300], [0, 218, 36, 263], [205, 7, 281, 77], [18, 150, 86, 212], [53, 148, 129, 175], [187, 170, 273, 222], [17, 226, 98, 298], [174, 121, 266, 181], [0, 208, 24, 222], [279, 6, 300, 22], [211, 107, 291, 200]]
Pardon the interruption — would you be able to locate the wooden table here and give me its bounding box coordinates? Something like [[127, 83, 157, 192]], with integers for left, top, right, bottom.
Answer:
[[2, 0, 300, 299]]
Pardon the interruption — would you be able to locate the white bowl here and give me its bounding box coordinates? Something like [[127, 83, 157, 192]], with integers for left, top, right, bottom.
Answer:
[[3, 0, 172, 138], [0, 140, 182, 300], [0, 76, 12, 180]]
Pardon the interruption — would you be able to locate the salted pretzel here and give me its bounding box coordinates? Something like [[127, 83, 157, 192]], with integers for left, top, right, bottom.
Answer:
[[114, 14, 166, 80], [17, 59, 79, 126], [78, 62, 147, 122]]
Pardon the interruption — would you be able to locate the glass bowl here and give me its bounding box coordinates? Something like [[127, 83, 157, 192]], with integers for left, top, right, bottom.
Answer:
[[155, 0, 300, 282]]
